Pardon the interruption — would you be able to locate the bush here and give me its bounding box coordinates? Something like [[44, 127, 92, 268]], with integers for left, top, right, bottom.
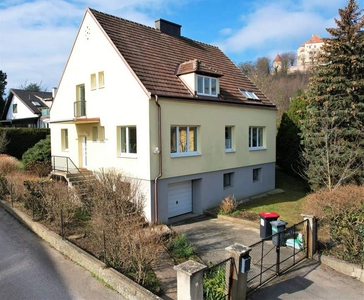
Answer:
[[167, 233, 195, 262], [203, 266, 226, 300], [0, 154, 21, 175], [219, 195, 237, 215], [0, 128, 49, 159], [22, 135, 51, 164], [303, 185, 364, 266]]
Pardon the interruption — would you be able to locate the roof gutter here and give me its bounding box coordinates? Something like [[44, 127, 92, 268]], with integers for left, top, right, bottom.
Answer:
[[154, 95, 162, 223]]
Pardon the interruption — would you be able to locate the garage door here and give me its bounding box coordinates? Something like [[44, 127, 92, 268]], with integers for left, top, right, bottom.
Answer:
[[168, 181, 192, 218]]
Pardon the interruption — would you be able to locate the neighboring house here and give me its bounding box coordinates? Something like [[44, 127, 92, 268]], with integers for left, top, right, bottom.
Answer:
[[1, 89, 55, 128], [50, 8, 277, 224]]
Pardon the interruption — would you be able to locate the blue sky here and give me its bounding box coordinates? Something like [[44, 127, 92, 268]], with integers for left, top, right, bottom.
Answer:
[[0, 0, 350, 93]]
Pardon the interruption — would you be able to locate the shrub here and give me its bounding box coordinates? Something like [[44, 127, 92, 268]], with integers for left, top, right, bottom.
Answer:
[[82, 168, 163, 290], [303, 185, 364, 266], [219, 195, 237, 215], [203, 266, 226, 300], [22, 135, 51, 165], [167, 233, 195, 262], [0, 154, 21, 175]]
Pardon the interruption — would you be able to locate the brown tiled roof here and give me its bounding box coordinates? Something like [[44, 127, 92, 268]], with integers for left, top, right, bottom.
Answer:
[[89, 8, 275, 108], [273, 54, 282, 62], [305, 34, 323, 45]]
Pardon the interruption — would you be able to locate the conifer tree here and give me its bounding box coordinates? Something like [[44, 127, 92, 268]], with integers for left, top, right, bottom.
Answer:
[[300, 0, 364, 191]]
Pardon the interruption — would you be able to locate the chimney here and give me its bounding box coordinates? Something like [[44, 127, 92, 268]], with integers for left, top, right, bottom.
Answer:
[[52, 87, 57, 98], [155, 19, 181, 37]]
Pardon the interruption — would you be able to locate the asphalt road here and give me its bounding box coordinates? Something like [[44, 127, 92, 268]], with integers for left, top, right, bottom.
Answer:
[[0, 206, 126, 300]]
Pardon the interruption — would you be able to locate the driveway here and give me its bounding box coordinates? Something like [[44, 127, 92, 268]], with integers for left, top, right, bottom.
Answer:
[[172, 215, 364, 300]]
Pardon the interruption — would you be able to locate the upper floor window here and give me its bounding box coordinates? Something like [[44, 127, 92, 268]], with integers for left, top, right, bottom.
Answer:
[[12, 104, 18, 113], [240, 89, 260, 100], [98, 71, 105, 88], [171, 126, 198, 156], [119, 126, 137, 154], [197, 75, 217, 96], [75, 84, 86, 117], [249, 127, 264, 149], [91, 73, 97, 90], [225, 126, 234, 151]]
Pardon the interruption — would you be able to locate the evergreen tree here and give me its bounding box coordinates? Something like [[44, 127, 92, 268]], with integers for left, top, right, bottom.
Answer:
[[0, 71, 7, 113], [300, 0, 364, 191], [276, 93, 307, 176]]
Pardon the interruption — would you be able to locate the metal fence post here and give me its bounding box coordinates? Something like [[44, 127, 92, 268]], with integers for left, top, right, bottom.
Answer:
[[60, 209, 64, 239]]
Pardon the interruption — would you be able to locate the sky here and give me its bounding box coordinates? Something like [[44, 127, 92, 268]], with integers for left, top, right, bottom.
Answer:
[[0, 0, 351, 94]]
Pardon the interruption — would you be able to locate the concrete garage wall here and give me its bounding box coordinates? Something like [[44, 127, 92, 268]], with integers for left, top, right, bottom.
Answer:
[[156, 162, 275, 224]]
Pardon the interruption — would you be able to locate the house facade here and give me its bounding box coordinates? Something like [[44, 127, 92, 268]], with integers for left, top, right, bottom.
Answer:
[[50, 8, 277, 224], [1, 89, 54, 128]]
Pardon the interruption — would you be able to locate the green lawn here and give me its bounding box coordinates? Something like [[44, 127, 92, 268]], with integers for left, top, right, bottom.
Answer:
[[236, 167, 310, 226]]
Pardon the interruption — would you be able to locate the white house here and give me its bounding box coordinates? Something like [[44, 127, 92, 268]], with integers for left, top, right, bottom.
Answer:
[[1, 89, 54, 128], [50, 8, 277, 224]]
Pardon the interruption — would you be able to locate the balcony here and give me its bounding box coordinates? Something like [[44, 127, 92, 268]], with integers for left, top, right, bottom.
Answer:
[[74, 100, 86, 117]]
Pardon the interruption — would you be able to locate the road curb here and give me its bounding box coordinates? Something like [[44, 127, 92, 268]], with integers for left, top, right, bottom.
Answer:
[[0, 200, 162, 300]]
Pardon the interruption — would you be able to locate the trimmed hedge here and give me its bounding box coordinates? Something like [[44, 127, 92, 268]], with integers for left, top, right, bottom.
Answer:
[[0, 128, 50, 160]]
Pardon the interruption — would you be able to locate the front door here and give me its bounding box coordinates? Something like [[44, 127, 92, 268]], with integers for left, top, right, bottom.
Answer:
[[81, 136, 87, 168]]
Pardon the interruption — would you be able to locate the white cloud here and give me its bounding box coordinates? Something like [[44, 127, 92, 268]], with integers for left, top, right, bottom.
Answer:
[[215, 0, 348, 62]]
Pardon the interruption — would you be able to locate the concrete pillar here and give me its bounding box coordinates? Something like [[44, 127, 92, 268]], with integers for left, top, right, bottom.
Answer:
[[174, 260, 207, 300], [225, 243, 252, 300], [301, 213, 317, 258]]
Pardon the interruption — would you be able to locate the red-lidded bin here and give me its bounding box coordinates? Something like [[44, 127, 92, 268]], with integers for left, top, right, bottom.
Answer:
[[259, 212, 279, 239]]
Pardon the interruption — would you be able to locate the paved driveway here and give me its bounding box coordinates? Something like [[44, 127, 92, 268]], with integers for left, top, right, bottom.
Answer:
[[172, 215, 364, 300]]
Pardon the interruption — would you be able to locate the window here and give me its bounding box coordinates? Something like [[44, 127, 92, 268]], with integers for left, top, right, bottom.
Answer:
[[240, 89, 260, 100], [98, 71, 105, 88], [92, 126, 98, 141], [119, 126, 137, 154], [249, 127, 264, 149], [91, 73, 96, 90], [61, 129, 69, 150], [253, 168, 262, 182], [225, 126, 234, 151], [13, 104, 17, 113], [171, 126, 198, 155], [75, 84, 86, 117], [197, 75, 217, 96], [32, 101, 41, 106], [223, 172, 234, 188], [41, 108, 50, 116], [99, 126, 105, 141]]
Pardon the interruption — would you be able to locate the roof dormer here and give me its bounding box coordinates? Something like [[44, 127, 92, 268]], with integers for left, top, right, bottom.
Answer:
[[176, 59, 222, 97]]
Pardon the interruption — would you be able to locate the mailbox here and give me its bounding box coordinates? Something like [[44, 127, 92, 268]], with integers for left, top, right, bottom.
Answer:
[[240, 255, 251, 273]]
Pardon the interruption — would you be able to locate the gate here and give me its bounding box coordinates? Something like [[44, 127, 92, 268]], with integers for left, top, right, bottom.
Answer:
[[247, 219, 308, 292], [203, 257, 234, 300]]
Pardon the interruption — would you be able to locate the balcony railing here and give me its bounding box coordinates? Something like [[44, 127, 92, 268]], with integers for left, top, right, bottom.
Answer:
[[74, 100, 86, 117]]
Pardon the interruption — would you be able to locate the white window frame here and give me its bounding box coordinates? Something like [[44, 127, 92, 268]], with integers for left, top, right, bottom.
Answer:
[[171, 126, 198, 157], [197, 75, 217, 97], [90, 73, 96, 90], [225, 126, 234, 152], [249, 127, 265, 150], [13, 103, 18, 113], [240, 89, 260, 100], [118, 126, 137, 156]]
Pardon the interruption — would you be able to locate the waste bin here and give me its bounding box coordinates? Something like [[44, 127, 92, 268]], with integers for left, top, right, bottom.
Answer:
[[271, 220, 287, 246], [259, 212, 279, 239]]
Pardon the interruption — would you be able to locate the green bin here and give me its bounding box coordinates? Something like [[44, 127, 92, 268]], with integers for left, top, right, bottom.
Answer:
[[271, 220, 287, 246]]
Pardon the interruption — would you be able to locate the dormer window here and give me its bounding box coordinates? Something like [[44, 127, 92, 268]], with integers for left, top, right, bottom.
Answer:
[[197, 75, 217, 96], [240, 89, 260, 100]]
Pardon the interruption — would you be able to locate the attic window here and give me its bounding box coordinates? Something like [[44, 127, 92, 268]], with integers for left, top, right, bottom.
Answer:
[[32, 101, 41, 106], [197, 75, 217, 97], [240, 89, 260, 100]]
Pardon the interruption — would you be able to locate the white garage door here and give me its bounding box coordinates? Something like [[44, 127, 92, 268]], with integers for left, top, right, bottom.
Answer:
[[168, 181, 192, 218]]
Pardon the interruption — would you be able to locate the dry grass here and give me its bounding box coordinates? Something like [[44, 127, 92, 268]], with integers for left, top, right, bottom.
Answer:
[[0, 154, 21, 175], [219, 195, 237, 214]]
